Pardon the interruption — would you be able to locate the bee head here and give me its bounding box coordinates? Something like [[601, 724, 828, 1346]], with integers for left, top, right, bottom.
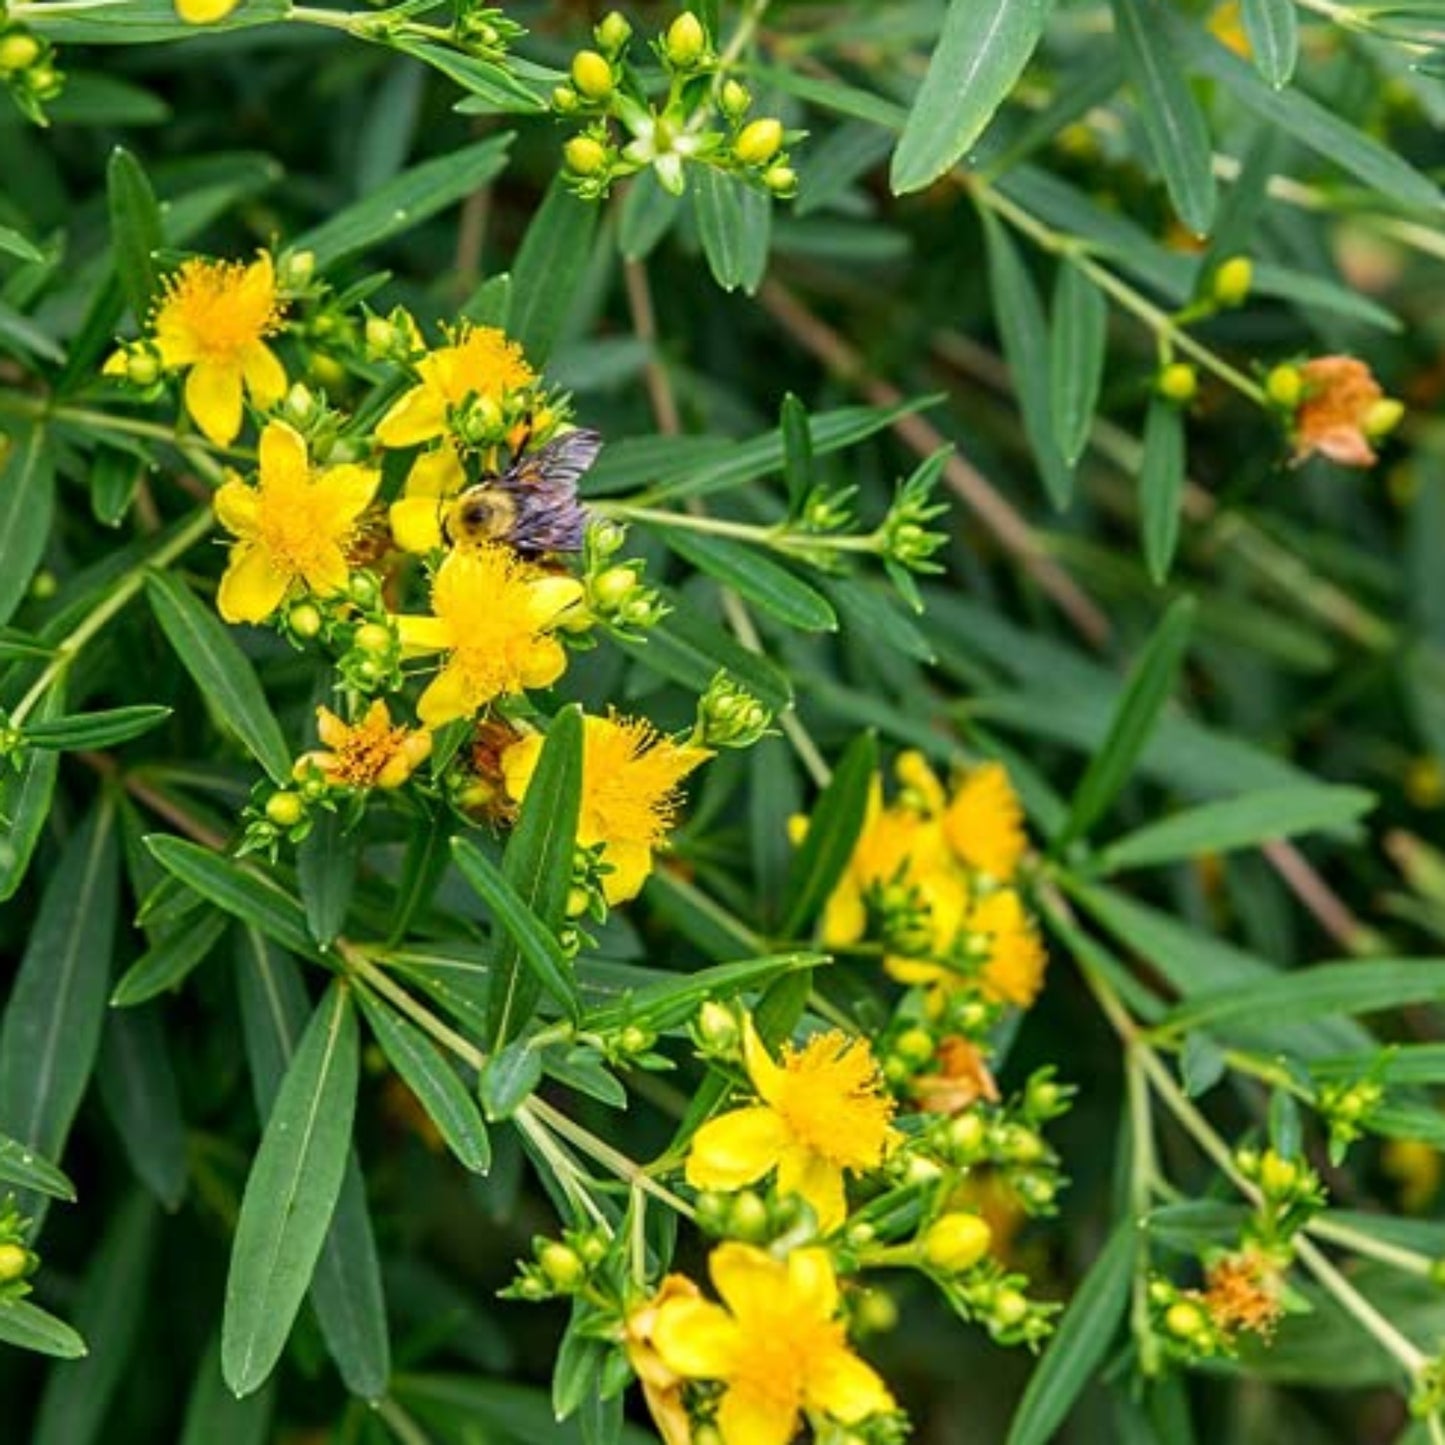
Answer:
[[445, 485, 518, 547]]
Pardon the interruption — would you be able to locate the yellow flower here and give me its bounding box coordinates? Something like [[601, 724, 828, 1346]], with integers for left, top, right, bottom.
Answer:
[[395, 545, 582, 726], [625, 1275, 702, 1445], [1291, 355, 1387, 469], [388, 446, 467, 554], [501, 712, 710, 904], [649, 1242, 895, 1445], [942, 761, 1028, 881], [174, 0, 241, 22], [375, 325, 535, 449], [294, 700, 432, 790], [685, 1020, 895, 1232], [213, 421, 378, 624], [971, 889, 1047, 1008], [149, 252, 287, 445]]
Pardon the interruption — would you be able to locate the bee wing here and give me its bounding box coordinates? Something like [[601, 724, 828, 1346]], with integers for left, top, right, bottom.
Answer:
[[506, 428, 603, 492]]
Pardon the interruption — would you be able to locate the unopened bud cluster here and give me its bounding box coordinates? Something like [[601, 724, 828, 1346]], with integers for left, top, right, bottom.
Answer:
[[695, 671, 771, 749], [0, 23, 62, 123], [508, 1227, 611, 1299]]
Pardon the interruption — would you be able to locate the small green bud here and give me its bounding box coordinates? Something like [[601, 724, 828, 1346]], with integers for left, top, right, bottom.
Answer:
[[664, 11, 707, 68], [1211, 255, 1253, 308], [553, 85, 580, 113], [993, 1289, 1030, 1328], [729, 1190, 770, 1242], [564, 135, 610, 177], [537, 1241, 586, 1291], [592, 565, 639, 609], [1365, 397, 1405, 440], [734, 118, 784, 167], [1265, 364, 1303, 410], [283, 382, 318, 427], [288, 602, 324, 640], [893, 1026, 934, 1068], [1164, 1300, 1208, 1339], [762, 164, 798, 199], [278, 249, 316, 290], [353, 621, 393, 655], [720, 79, 751, 120], [0, 1242, 31, 1284], [570, 50, 614, 102], [696, 1000, 739, 1052], [945, 1112, 987, 1159], [0, 31, 41, 74], [595, 11, 632, 54], [920, 1213, 992, 1273], [348, 571, 381, 608], [618, 1024, 653, 1055], [1157, 362, 1198, 404], [265, 791, 306, 828]]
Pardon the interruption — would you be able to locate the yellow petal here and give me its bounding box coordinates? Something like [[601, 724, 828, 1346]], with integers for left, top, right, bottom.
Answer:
[[741, 1018, 787, 1108], [175, 0, 241, 23], [709, 1241, 787, 1322], [396, 615, 452, 657], [184, 360, 244, 446], [716, 1382, 798, 1445], [217, 542, 289, 624], [378, 731, 432, 788], [500, 733, 543, 802], [650, 1297, 741, 1382], [242, 341, 287, 407], [375, 384, 448, 448], [804, 1341, 895, 1424], [884, 955, 948, 987], [405, 446, 466, 500], [258, 419, 309, 483], [212, 478, 258, 538], [684, 1106, 787, 1192], [416, 662, 477, 727], [785, 1247, 839, 1320], [776, 1145, 848, 1233], [316, 706, 349, 749], [598, 838, 652, 904], [316, 462, 379, 523], [820, 880, 866, 947], [518, 635, 567, 690], [389, 496, 445, 555], [525, 575, 585, 627], [300, 541, 350, 597]]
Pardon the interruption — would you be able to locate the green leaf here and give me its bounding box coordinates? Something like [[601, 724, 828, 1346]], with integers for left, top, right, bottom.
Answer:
[[649, 526, 837, 632], [397, 39, 548, 113], [33, 1191, 157, 1445], [0, 427, 55, 627], [479, 1037, 544, 1121], [1113, 0, 1216, 233], [1049, 264, 1107, 466], [780, 393, 814, 517], [1174, 19, 1442, 213], [0, 1133, 75, 1201], [289, 134, 515, 269], [693, 169, 771, 294], [1241, 0, 1298, 86], [454, 836, 580, 1025], [0, 684, 63, 901], [890, 0, 1054, 194], [106, 147, 163, 323], [33, 0, 284, 43], [233, 931, 390, 1401], [223, 982, 360, 1397], [1180, 1031, 1227, 1098], [297, 807, 359, 949], [485, 706, 582, 1046], [1059, 595, 1195, 845], [1099, 785, 1375, 872], [0, 804, 119, 1177], [0, 1300, 87, 1359], [505, 176, 600, 366], [586, 951, 828, 1034], [1139, 398, 1186, 584], [181, 1337, 275, 1445], [90, 445, 145, 528], [146, 836, 319, 960], [780, 731, 878, 937], [25, 703, 171, 751], [388, 810, 454, 944], [394, 1373, 658, 1445], [355, 986, 490, 1173], [1006, 1220, 1135, 1445], [1160, 959, 1445, 1035], [145, 569, 292, 785], [980, 210, 1073, 508], [0, 222, 44, 263], [111, 907, 229, 1006], [618, 168, 683, 262], [97, 1009, 187, 1209]]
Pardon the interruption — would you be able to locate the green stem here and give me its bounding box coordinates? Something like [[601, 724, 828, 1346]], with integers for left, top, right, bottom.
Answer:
[[1127, 1050, 1162, 1375], [600, 502, 879, 556], [376, 1397, 432, 1445], [11, 505, 215, 728]]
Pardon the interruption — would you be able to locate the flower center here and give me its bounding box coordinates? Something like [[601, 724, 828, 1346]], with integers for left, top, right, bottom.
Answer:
[[156, 259, 282, 362], [255, 483, 351, 578], [771, 1033, 894, 1171], [581, 717, 702, 849]]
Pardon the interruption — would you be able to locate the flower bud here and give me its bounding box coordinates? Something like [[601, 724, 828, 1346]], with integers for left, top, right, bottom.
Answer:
[[1211, 255, 1253, 308], [553, 85, 580, 114], [1164, 1300, 1208, 1339], [29, 569, 57, 601], [1364, 397, 1405, 440], [729, 1190, 770, 1242], [921, 1213, 992, 1273], [570, 50, 614, 102], [762, 164, 798, 199], [125, 346, 163, 389], [854, 1288, 898, 1334], [734, 118, 783, 167], [1265, 363, 1303, 410], [993, 1289, 1030, 1328], [619, 1024, 653, 1055], [595, 11, 632, 54], [1259, 1150, 1298, 1195], [278, 249, 316, 290], [721, 79, 751, 120], [696, 1000, 739, 1052], [945, 1111, 987, 1160], [0, 30, 41, 74], [1157, 362, 1198, 404], [592, 565, 639, 610], [265, 791, 306, 828], [283, 382, 319, 427], [0, 1242, 31, 1285], [664, 11, 707, 68], [566, 884, 591, 918], [288, 602, 324, 640], [364, 314, 398, 358], [892, 1026, 934, 1068], [537, 1241, 586, 1291], [564, 135, 610, 177], [354, 621, 393, 655]]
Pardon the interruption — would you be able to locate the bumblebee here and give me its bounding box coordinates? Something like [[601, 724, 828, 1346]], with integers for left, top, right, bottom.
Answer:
[[443, 427, 602, 557]]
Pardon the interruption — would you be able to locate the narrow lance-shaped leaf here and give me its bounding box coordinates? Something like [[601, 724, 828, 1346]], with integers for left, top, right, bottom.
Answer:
[[1049, 263, 1107, 466], [97, 1008, 188, 1209], [1059, 595, 1196, 846], [0, 1300, 87, 1360], [1140, 397, 1186, 584], [890, 0, 1054, 194], [145, 569, 292, 785], [781, 393, 814, 518], [106, 146, 163, 322], [1112, 0, 1217, 233], [1005, 1220, 1136, 1445], [693, 168, 772, 295], [485, 705, 583, 1047], [780, 730, 878, 938], [505, 174, 600, 365], [0, 426, 55, 628], [25, 704, 171, 751], [1242, 0, 1300, 88], [0, 1132, 75, 1201], [223, 981, 360, 1397], [0, 682, 64, 902]]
